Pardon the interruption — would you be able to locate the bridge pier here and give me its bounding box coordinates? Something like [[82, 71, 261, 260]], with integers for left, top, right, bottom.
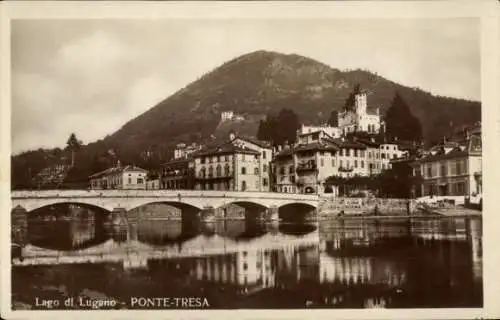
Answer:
[[110, 208, 128, 225], [265, 206, 279, 222], [198, 206, 217, 222], [12, 206, 28, 245]]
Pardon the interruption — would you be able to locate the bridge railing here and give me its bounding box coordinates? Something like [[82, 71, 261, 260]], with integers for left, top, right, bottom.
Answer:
[[11, 189, 319, 201]]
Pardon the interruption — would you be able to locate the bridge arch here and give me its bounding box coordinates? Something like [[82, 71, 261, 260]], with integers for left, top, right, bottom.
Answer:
[[278, 202, 317, 222], [20, 201, 112, 215]]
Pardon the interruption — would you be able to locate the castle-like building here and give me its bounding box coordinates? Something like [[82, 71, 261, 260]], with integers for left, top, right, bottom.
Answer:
[[337, 92, 384, 136]]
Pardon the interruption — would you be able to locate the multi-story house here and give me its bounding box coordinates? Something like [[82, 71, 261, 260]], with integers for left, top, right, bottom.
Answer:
[[89, 161, 148, 190], [192, 141, 265, 192], [410, 132, 482, 200], [161, 157, 195, 190], [230, 134, 273, 192]]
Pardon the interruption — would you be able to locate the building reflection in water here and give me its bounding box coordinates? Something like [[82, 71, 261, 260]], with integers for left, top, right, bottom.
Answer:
[[14, 206, 482, 309]]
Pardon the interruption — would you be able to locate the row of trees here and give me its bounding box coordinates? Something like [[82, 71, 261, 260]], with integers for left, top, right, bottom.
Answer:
[[325, 170, 423, 198]]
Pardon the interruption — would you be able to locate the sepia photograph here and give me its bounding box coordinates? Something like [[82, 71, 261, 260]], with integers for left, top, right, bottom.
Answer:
[[1, 1, 499, 319]]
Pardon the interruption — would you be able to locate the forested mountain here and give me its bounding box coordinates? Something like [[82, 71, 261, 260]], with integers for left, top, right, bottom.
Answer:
[[11, 50, 480, 189]]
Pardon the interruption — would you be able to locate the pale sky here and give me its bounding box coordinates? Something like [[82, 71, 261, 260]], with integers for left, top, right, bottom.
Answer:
[[11, 18, 480, 154]]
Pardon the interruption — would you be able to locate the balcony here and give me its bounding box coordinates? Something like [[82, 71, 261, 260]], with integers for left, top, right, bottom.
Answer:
[[296, 162, 317, 173], [338, 167, 353, 173], [196, 172, 234, 180]]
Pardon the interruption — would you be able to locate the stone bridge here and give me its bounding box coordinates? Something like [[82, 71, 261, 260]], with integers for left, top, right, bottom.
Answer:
[[11, 189, 320, 222]]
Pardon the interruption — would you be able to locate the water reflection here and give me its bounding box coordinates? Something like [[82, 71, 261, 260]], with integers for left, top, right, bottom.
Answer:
[[13, 207, 482, 309]]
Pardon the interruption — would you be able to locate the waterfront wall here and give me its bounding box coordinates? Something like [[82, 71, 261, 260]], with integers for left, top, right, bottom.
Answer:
[[319, 197, 416, 217]]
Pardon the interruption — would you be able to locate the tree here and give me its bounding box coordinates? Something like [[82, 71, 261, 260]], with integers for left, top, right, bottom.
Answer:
[[385, 92, 422, 143], [343, 84, 361, 111], [66, 133, 82, 167], [256, 109, 301, 147]]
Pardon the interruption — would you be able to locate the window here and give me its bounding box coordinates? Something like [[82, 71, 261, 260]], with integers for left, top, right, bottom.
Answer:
[[381, 153, 386, 159], [346, 160, 350, 168], [241, 167, 246, 175], [340, 149, 344, 157], [255, 155, 259, 160], [263, 164, 268, 172], [243, 263, 248, 270], [354, 149, 358, 157], [290, 176, 296, 183], [340, 160, 343, 167], [217, 156, 221, 162], [241, 180, 247, 191], [440, 164, 447, 177], [361, 160, 364, 168], [208, 157, 213, 163], [128, 178, 132, 184], [208, 166, 214, 177], [354, 160, 358, 168], [332, 159, 335, 167], [137, 178, 144, 184], [201, 157, 206, 164], [321, 158, 324, 167], [262, 151, 267, 159], [360, 150, 364, 157], [216, 165, 222, 177], [242, 154, 246, 161], [320, 151, 325, 156], [263, 178, 268, 186], [346, 149, 351, 157], [254, 167, 259, 175], [289, 166, 294, 174], [427, 165, 432, 178], [279, 166, 285, 175]]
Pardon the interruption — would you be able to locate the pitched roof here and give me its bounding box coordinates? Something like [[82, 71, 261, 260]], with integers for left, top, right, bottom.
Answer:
[[232, 135, 272, 149], [325, 138, 367, 150], [192, 142, 260, 157], [89, 165, 148, 179]]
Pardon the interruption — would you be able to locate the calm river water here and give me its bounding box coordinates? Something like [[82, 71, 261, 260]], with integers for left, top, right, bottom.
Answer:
[[12, 206, 482, 309]]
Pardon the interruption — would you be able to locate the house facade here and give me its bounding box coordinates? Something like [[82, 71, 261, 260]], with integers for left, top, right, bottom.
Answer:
[[192, 142, 264, 192], [230, 134, 273, 192], [89, 162, 148, 190], [410, 133, 482, 199], [161, 157, 195, 190]]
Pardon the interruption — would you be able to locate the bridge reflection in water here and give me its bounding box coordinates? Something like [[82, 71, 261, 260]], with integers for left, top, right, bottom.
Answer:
[[11, 204, 482, 309]]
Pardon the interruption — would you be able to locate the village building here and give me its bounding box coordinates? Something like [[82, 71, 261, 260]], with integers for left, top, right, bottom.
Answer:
[[174, 142, 202, 160], [89, 161, 148, 190], [410, 127, 482, 201], [191, 136, 269, 192], [161, 157, 195, 190], [230, 134, 273, 192], [297, 124, 341, 139], [337, 92, 384, 136]]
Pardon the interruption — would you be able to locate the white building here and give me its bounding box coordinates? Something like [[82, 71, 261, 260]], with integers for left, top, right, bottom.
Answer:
[[192, 138, 269, 192], [230, 134, 273, 192], [221, 111, 234, 121], [337, 93, 383, 136], [410, 133, 482, 200], [174, 142, 202, 160], [89, 161, 149, 190], [297, 124, 341, 139]]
